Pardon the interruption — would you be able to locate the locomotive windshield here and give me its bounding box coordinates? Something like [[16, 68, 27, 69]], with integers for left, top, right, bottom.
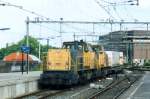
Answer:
[[62, 40, 93, 52]]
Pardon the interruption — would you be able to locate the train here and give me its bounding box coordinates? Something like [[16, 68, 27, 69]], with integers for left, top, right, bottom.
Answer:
[[38, 40, 123, 87]]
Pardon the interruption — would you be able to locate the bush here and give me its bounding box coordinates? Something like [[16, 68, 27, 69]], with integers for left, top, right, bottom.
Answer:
[[144, 62, 150, 66]]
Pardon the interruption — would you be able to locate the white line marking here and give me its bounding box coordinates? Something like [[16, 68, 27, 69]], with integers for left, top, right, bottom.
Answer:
[[127, 82, 143, 99]]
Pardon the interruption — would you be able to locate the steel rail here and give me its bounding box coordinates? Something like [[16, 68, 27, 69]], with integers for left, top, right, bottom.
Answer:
[[14, 89, 65, 99], [14, 90, 47, 99], [38, 89, 68, 99], [112, 76, 139, 99], [88, 78, 127, 99]]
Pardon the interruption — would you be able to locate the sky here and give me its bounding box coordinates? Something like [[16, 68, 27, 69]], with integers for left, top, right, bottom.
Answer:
[[0, 0, 150, 47]]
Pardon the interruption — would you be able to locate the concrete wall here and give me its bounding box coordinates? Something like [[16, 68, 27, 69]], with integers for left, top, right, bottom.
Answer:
[[0, 77, 39, 99]]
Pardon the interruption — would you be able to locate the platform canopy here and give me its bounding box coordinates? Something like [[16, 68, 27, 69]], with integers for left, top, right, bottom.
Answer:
[[3, 52, 41, 62]]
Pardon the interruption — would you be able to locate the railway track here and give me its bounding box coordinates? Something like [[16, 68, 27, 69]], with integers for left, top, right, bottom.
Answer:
[[45, 76, 115, 99], [88, 74, 141, 99], [14, 89, 66, 99], [14, 77, 113, 99], [14, 70, 142, 99]]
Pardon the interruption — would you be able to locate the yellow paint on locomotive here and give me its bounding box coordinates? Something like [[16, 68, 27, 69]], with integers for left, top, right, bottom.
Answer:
[[97, 51, 108, 68], [83, 51, 95, 69], [45, 47, 108, 71], [47, 49, 71, 71]]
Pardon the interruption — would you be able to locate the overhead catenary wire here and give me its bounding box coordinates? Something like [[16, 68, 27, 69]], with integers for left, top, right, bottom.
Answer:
[[1, 0, 137, 34], [33, 22, 96, 37], [100, 0, 116, 4], [112, 5, 124, 21], [0, 0, 50, 20], [1, 1, 141, 39], [94, 0, 115, 19], [123, 5, 137, 21], [35, 23, 60, 33], [35, 22, 101, 44], [96, 0, 138, 21], [100, 0, 138, 6], [0, 1, 99, 36], [36, 23, 97, 35], [96, 0, 139, 24], [77, 6, 102, 21]]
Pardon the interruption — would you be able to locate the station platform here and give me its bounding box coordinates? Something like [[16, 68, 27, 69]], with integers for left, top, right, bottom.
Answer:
[[0, 71, 42, 80], [119, 71, 150, 99], [0, 71, 42, 99]]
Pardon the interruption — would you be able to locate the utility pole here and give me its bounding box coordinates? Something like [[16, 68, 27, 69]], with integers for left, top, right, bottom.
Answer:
[[60, 18, 63, 46], [110, 23, 113, 32], [146, 23, 149, 31], [92, 24, 95, 42], [38, 42, 41, 60], [26, 17, 29, 74], [47, 38, 50, 51], [120, 23, 122, 31], [137, 0, 139, 6], [73, 33, 76, 41], [38, 19, 41, 60], [26, 17, 29, 48]]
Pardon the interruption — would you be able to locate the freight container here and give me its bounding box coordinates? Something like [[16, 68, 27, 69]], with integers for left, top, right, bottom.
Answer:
[[105, 51, 123, 66]]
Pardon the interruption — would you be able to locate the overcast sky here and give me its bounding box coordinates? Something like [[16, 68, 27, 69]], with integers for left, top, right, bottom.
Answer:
[[0, 0, 150, 47]]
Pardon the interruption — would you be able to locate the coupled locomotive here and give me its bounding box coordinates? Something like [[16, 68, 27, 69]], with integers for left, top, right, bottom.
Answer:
[[39, 40, 120, 86]]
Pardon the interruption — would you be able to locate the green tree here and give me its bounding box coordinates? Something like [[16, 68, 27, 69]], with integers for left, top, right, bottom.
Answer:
[[18, 36, 40, 57], [0, 36, 54, 60]]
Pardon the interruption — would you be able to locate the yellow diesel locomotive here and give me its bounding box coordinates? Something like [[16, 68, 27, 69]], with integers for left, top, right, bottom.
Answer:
[[39, 40, 114, 86]]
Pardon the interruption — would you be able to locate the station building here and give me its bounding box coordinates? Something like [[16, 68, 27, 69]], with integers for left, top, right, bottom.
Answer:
[[99, 30, 150, 64]]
